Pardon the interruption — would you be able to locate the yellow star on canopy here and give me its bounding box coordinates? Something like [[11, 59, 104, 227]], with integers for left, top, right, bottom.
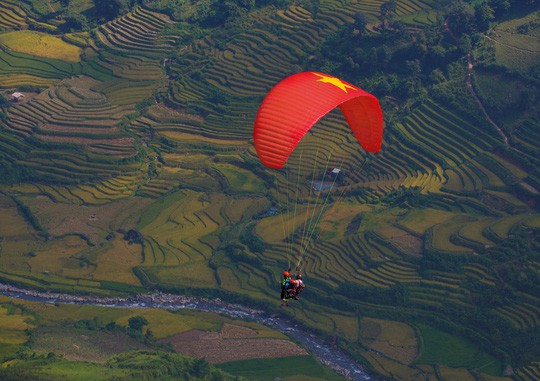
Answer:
[[313, 73, 357, 93]]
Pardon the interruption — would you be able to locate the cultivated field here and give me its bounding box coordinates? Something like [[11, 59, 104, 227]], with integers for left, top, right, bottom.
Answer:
[[0, 1, 539, 380], [163, 325, 308, 364], [361, 317, 418, 364], [0, 295, 324, 379]]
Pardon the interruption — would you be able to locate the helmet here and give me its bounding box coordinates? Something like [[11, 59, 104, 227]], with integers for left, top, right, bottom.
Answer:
[[283, 271, 290, 277]]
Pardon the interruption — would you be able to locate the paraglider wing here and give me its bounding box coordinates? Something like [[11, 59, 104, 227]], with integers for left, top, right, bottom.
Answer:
[[254, 72, 383, 169]]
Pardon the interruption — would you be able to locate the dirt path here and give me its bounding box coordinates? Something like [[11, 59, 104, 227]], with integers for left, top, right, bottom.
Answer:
[[442, 21, 540, 194], [482, 33, 540, 53], [466, 52, 509, 146], [444, 19, 510, 146]]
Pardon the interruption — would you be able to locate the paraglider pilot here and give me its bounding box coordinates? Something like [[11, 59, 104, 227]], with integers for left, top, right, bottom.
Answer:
[[281, 270, 292, 307], [280, 268, 305, 306]]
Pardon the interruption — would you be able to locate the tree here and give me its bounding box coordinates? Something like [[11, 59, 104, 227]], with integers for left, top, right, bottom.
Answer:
[[518, 90, 534, 111], [128, 316, 149, 332], [446, 1, 476, 37], [0, 94, 9, 120], [124, 229, 143, 244], [377, 45, 392, 68], [144, 328, 154, 343], [489, 0, 511, 17], [475, 3, 495, 31], [92, 0, 130, 21], [191, 358, 210, 377], [0, 94, 9, 108], [405, 59, 422, 78], [458, 34, 472, 54], [62, 13, 89, 32], [353, 12, 368, 35], [195, 0, 255, 26], [425, 45, 447, 70], [429, 68, 446, 84], [379, 0, 397, 29]]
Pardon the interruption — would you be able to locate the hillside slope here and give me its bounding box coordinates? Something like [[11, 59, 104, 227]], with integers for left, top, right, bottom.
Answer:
[[0, 0, 539, 380]]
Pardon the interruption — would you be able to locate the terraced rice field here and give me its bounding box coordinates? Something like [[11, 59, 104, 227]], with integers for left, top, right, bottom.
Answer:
[[0, 31, 82, 62], [516, 362, 540, 381], [361, 317, 418, 364], [0, 2, 30, 30], [0, 2, 539, 379]]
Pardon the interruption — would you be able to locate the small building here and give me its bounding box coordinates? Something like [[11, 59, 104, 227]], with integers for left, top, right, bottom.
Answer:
[[11, 92, 25, 102]]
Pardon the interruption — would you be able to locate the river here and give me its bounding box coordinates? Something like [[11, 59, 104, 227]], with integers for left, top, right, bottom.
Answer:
[[0, 282, 375, 381]]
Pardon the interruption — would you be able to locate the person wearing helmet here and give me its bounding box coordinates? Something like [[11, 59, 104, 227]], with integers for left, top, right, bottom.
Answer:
[[289, 277, 299, 295], [293, 274, 305, 300], [280, 270, 292, 306]]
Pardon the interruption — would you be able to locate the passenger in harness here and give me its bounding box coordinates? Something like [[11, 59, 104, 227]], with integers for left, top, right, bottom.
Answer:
[[293, 274, 305, 300]]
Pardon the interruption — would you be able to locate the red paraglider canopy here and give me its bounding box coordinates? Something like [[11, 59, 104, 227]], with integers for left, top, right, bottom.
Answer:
[[254, 72, 383, 169]]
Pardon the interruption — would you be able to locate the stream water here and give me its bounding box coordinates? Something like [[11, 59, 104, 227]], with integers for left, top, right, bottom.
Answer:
[[0, 283, 376, 380]]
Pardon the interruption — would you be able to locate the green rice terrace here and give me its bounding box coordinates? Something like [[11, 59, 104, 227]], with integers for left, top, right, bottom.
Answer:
[[0, 0, 539, 380]]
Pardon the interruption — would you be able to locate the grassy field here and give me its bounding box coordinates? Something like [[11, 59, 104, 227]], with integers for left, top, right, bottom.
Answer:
[[490, 10, 540, 72], [474, 68, 528, 106], [216, 356, 348, 381], [86, 236, 143, 285], [0, 359, 132, 380], [0, 194, 39, 273], [215, 163, 267, 192], [32, 325, 148, 363], [414, 324, 502, 375]]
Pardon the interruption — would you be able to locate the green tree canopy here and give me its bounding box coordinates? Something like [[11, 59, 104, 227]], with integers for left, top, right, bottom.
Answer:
[[128, 316, 149, 332], [93, 0, 131, 21]]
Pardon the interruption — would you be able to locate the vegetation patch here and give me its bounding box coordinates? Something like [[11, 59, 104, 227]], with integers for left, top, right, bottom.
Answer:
[[489, 10, 540, 72], [397, 208, 456, 234], [32, 325, 148, 363], [0, 194, 39, 273], [0, 358, 130, 381], [0, 304, 33, 346], [373, 225, 423, 256], [162, 327, 307, 364], [87, 236, 143, 286], [27, 234, 92, 279], [438, 365, 477, 381], [414, 323, 502, 375], [217, 355, 347, 381], [361, 317, 418, 364], [21, 195, 151, 245], [362, 351, 420, 380], [0, 31, 82, 62], [215, 163, 266, 192]]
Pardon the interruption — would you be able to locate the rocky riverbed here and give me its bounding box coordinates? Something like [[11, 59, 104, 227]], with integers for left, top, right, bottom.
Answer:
[[0, 282, 375, 380]]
